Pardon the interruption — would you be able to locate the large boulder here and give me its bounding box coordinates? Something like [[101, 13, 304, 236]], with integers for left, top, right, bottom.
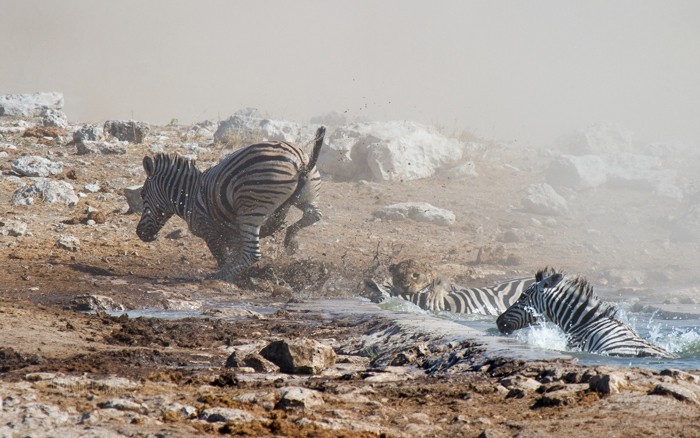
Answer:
[[555, 122, 634, 155], [213, 107, 313, 144], [546, 153, 682, 199], [72, 125, 104, 143], [42, 109, 68, 129], [547, 124, 683, 199], [103, 120, 150, 143], [317, 121, 464, 182], [0, 92, 64, 117], [12, 178, 78, 206], [259, 338, 336, 375], [11, 156, 63, 177], [521, 183, 569, 216]]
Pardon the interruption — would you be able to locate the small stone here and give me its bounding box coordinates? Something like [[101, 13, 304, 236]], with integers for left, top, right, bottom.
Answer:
[[84, 183, 101, 193], [199, 407, 255, 423], [374, 202, 456, 226], [275, 386, 325, 410], [0, 219, 28, 236], [57, 235, 80, 252], [522, 183, 569, 216], [98, 398, 146, 414], [76, 140, 127, 155], [588, 373, 624, 395]]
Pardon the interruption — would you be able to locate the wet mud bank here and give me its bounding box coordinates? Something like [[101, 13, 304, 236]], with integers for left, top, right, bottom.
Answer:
[[2, 296, 699, 437]]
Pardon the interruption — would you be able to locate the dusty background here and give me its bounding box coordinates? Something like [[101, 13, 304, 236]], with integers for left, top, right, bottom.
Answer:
[[0, 118, 699, 436]]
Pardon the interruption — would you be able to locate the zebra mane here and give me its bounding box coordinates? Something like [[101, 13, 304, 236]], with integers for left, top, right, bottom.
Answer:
[[564, 275, 619, 319], [153, 153, 199, 173]]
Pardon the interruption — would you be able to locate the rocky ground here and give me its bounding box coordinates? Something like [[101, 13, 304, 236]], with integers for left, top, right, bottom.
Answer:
[[1, 102, 700, 436]]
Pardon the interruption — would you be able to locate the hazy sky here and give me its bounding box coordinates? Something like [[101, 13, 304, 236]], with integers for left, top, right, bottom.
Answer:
[[1, 0, 698, 145]]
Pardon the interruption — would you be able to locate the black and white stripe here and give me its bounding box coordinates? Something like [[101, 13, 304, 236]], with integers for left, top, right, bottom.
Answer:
[[363, 276, 535, 316], [136, 127, 326, 281], [496, 268, 676, 358]]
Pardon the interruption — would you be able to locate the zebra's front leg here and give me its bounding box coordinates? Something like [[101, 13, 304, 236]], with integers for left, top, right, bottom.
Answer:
[[284, 203, 322, 253], [207, 224, 262, 282]]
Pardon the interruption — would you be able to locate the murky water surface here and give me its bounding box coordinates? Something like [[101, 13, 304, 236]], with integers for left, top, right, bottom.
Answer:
[[107, 288, 700, 371]]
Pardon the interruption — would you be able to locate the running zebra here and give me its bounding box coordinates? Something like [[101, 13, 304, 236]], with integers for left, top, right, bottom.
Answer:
[[362, 259, 534, 316], [496, 268, 676, 358], [136, 127, 326, 281]]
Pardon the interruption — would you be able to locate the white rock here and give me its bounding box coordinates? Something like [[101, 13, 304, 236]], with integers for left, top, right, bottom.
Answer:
[[556, 122, 634, 155], [57, 235, 80, 252], [72, 124, 104, 143], [103, 120, 150, 143], [318, 121, 464, 182], [11, 156, 63, 177], [546, 154, 608, 189], [275, 386, 325, 410], [12, 178, 78, 206], [547, 153, 682, 199], [522, 183, 569, 216], [76, 140, 128, 155], [199, 407, 256, 423], [374, 202, 456, 226], [0, 219, 28, 236], [42, 109, 67, 128], [0, 92, 64, 117], [444, 161, 478, 179], [84, 183, 101, 193], [214, 108, 312, 144]]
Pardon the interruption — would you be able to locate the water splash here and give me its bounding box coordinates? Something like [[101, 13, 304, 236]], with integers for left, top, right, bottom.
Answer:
[[511, 320, 570, 353]]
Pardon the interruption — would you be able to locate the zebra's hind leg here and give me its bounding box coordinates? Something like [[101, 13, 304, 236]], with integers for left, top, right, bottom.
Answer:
[[283, 203, 322, 253], [260, 204, 291, 238]]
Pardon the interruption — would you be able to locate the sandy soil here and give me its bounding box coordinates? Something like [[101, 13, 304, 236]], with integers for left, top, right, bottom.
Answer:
[[1, 119, 699, 437]]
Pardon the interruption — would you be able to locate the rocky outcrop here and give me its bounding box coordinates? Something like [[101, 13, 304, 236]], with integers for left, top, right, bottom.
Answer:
[[0, 92, 64, 117]]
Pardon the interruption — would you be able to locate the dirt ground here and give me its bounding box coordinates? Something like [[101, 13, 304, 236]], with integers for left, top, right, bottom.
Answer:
[[1, 119, 699, 437]]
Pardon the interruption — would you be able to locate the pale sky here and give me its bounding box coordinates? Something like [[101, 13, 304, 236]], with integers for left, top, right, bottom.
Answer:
[[1, 0, 699, 145]]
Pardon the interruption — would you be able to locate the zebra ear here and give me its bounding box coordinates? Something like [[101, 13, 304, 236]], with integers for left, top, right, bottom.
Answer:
[[143, 156, 155, 176]]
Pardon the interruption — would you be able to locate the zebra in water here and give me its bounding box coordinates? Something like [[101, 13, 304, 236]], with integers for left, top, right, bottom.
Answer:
[[496, 268, 676, 358], [136, 127, 326, 281], [362, 259, 535, 316]]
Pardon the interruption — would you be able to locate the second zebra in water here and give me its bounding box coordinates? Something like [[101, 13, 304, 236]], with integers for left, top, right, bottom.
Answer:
[[496, 267, 676, 358], [136, 127, 326, 281]]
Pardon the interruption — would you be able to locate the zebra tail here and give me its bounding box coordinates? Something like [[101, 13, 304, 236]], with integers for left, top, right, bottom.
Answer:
[[303, 126, 326, 175]]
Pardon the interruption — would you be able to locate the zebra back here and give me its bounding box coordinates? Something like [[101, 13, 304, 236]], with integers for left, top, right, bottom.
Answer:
[[397, 277, 534, 316], [363, 274, 535, 316]]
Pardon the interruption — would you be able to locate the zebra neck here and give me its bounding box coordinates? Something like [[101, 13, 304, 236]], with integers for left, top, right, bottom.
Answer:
[[170, 172, 201, 220]]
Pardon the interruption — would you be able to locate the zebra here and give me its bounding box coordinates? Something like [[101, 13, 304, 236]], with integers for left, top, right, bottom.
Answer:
[[362, 259, 535, 316], [496, 268, 677, 358], [136, 126, 326, 281]]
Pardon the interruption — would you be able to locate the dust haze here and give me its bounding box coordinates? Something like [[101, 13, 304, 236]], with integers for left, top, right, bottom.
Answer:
[[2, 0, 699, 146]]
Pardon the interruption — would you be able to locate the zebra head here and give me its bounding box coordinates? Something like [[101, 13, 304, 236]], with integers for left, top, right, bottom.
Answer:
[[496, 267, 563, 334], [136, 155, 177, 242]]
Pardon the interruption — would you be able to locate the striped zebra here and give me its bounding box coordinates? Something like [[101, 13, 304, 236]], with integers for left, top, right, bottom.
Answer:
[[496, 268, 676, 358], [362, 259, 534, 316], [136, 127, 326, 281]]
